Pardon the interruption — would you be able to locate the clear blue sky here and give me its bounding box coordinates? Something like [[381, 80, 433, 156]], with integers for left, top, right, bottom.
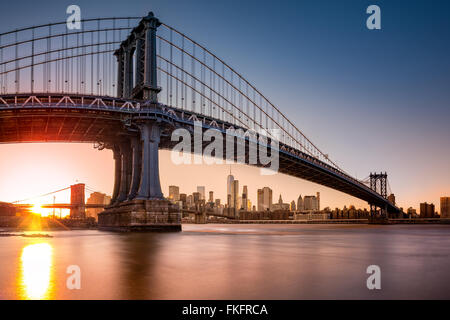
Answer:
[[0, 0, 449, 210]]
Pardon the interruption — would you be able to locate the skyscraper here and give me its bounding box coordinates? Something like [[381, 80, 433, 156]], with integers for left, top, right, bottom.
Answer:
[[440, 197, 450, 218], [316, 192, 320, 211], [169, 185, 180, 202], [232, 180, 239, 210], [257, 187, 272, 211], [209, 191, 214, 203], [197, 186, 205, 200], [290, 200, 296, 211], [227, 173, 234, 208], [297, 195, 304, 211], [304, 194, 319, 211], [193, 192, 201, 205], [420, 202, 435, 218], [242, 185, 248, 211]]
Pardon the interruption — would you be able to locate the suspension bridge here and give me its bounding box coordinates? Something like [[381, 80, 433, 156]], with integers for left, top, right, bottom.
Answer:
[[0, 11, 400, 230]]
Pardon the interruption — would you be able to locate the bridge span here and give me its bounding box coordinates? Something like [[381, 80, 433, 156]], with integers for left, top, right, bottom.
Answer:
[[0, 12, 399, 230]]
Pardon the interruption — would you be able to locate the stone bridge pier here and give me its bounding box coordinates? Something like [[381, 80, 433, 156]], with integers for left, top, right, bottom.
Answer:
[[99, 12, 180, 231], [98, 121, 181, 231]]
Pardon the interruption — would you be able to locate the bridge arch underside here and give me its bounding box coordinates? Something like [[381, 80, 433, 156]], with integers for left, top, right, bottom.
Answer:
[[0, 105, 126, 144], [0, 94, 398, 215]]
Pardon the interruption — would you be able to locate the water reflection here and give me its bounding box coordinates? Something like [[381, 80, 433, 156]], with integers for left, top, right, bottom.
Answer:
[[19, 243, 53, 300], [1, 225, 449, 299]]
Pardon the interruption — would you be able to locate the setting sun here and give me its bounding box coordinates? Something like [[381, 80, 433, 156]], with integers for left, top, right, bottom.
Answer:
[[31, 204, 46, 216]]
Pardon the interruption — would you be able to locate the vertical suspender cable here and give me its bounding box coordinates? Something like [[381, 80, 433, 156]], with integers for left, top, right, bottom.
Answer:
[[91, 31, 94, 94], [31, 28, 34, 93], [97, 20, 100, 95], [81, 24, 85, 94], [0, 35, 3, 93], [191, 42, 195, 112], [181, 36, 185, 109], [15, 32, 19, 93], [169, 28, 173, 106], [111, 18, 117, 97]]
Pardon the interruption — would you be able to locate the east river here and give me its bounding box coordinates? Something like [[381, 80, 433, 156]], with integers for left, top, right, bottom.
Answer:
[[0, 224, 449, 299]]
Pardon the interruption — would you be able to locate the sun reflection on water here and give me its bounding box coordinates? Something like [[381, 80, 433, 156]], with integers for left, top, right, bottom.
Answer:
[[19, 242, 54, 300]]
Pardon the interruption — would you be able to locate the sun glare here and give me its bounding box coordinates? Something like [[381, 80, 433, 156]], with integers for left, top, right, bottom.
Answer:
[[19, 243, 54, 300], [31, 204, 46, 216]]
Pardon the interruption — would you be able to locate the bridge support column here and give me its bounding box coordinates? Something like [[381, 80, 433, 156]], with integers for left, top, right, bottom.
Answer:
[[116, 140, 132, 202], [98, 121, 181, 232], [136, 122, 163, 200], [110, 145, 122, 204], [127, 136, 142, 200], [369, 203, 389, 224]]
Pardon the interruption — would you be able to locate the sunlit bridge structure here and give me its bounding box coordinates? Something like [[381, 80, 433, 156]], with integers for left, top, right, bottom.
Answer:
[[0, 12, 400, 230]]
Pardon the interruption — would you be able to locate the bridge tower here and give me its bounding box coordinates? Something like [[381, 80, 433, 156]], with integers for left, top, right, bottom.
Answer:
[[369, 172, 388, 218], [114, 12, 161, 102], [99, 12, 181, 231], [70, 183, 86, 219]]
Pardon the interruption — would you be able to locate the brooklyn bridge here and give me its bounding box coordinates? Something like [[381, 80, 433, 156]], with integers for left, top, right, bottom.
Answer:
[[0, 12, 400, 231]]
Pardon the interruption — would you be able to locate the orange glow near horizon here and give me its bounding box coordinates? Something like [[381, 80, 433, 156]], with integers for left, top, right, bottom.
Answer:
[[0, 142, 445, 212]]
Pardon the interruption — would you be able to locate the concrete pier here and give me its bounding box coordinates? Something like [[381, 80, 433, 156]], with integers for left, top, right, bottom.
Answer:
[[98, 199, 181, 232]]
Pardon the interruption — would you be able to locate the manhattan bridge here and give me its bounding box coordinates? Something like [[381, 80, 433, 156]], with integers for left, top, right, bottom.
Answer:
[[0, 12, 400, 230]]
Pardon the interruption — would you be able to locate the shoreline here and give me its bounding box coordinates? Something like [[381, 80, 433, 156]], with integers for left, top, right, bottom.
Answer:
[[0, 218, 449, 232]]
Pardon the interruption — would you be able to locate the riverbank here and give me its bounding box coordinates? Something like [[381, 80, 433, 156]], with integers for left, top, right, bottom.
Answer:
[[2, 216, 449, 232], [188, 218, 450, 225]]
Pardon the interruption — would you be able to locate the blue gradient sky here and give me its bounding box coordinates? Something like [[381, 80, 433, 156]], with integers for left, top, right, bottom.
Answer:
[[0, 0, 449, 211]]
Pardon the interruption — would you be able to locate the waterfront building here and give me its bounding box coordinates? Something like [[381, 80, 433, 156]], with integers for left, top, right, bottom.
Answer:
[[242, 185, 248, 211], [297, 195, 304, 211], [86, 192, 111, 221], [197, 186, 206, 200], [290, 200, 296, 211], [304, 193, 319, 211], [271, 194, 290, 211], [441, 197, 450, 218], [388, 193, 396, 206], [232, 180, 239, 211], [208, 191, 214, 203], [187, 194, 194, 208], [179, 193, 187, 209], [420, 202, 435, 218], [257, 187, 273, 211], [407, 207, 417, 218], [168, 185, 180, 202], [0, 202, 15, 216], [227, 174, 234, 208]]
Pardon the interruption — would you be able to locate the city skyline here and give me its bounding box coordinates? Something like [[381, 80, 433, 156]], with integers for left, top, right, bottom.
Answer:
[[0, 145, 447, 213], [0, 0, 449, 214]]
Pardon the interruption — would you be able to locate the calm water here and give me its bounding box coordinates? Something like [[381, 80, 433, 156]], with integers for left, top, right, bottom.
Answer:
[[0, 224, 449, 300]]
